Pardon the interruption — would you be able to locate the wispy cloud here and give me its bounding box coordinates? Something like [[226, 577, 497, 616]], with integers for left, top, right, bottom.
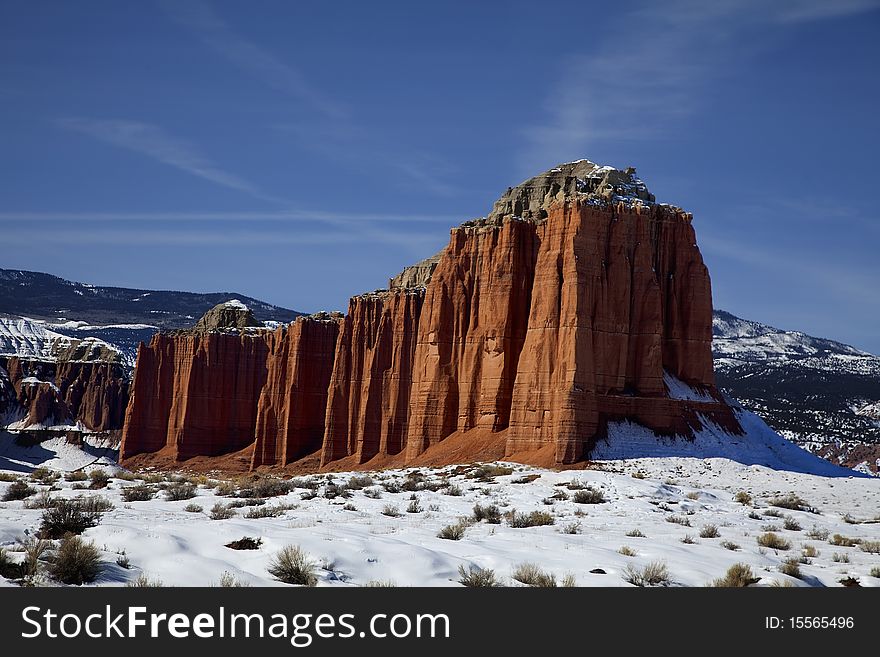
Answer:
[[58, 118, 287, 205], [518, 0, 880, 173], [159, 0, 345, 120]]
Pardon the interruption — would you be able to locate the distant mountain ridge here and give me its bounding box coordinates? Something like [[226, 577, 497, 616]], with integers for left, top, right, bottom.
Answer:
[[0, 268, 303, 329], [712, 309, 880, 474]]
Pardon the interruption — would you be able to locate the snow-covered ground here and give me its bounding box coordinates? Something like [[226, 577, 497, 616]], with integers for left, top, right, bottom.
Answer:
[[1, 430, 877, 588]]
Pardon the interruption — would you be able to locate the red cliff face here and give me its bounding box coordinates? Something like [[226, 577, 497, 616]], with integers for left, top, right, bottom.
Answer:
[[119, 160, 740, 471], [251, 318, 340, 468], [0, 356, 129, 431], [322, 290, 423, 465]]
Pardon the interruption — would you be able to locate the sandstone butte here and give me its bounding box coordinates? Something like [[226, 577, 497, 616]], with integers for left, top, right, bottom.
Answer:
[[119, 160, 744, 472]]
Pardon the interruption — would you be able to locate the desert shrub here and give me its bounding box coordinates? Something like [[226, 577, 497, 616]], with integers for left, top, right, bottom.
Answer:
[[512, 563, 556, 587], [268, 545, 318, 586], [734, 491, 752, 506], [381, 504, 401, 518], [561, 573, 577, 587], [437, 521, 467, 540], [225, 537, 262, 550], [468, 465, 514, 481], [508, 510, 555, 528], [210, 503, 236, 520], [685, 491, 700, 500], [802, 544, 819, 558], [472, 503, 502, 524], [88, 469, 111, 489], [218, 571, 249, 587], [0, 547, 24, 580], [300, 490, 318, 501], [829, 534, 859, 547], [842, 513, 859, 525], [619, 545, 637, 556], [406, 499, 422, 514], [363, 488, 382, 499], [859, 540, 880, 554], [572, 488, 605, 504], [779, 558, 803, 579], [762, 524, 781, 532], [23, 490, 56, 509], [763, 508, 784, 518], [699, 524, 720, 538], [40, 499, 100, 538], [3, 480, 36, 501], [121, 484, 155, 502], [245, 503, 295, 519], [623, 561, 671, 587], [748, 511, 762, 520], [165, 482, 196, 501], [30, 467, 59, 484], [769, 493, 812, 512], [343, 503, 357, 511], [363, 580, 396, 587], [512, 474, 540, 484], [769, 579, 796, 588], [323, 483, 352, 500], [681, 535, 696, 544], [783, 517, 802, 531], [116, 552, 130, 569], [562, 521, 582, 535], [625, 528, 645, 538], [0, 472, 19, 482], [79, 495, 114, 513], [346, 475, 374, 490], [757, 532, 790, 550], [228, 498, 265, 509], [832, 552, 850, 563], [50, 535, 102, 585], [183, 503, 203, 513], [65, 471, 88, 482], [711, 563, 760, 587], [444, 484, 463, 497], [457, 565, 499, 587], [806, 526, 829, 540], [870, 566, 880, 578], [720, 540, 740, 551], [382, 481, 402, 494], [215, 480, 238, 496], [127, 574, 163, 587], [666, 515, 691, 527], [244, 478, 292, 499]]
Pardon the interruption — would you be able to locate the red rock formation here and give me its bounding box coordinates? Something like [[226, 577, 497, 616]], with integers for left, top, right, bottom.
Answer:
[[322, 290, 423, 465], [251, 318, 340, 468], [120, 331, 270, 461], [119, 160, 741, 471], [0, 356, 128, 431]]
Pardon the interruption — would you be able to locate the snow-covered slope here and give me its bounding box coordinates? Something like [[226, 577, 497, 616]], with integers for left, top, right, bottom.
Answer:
[[0, 316, 123, 364], [712, 310, 880, 475], [1, 454, 877, 588]]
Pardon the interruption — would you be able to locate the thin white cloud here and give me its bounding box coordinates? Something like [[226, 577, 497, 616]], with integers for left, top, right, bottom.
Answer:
[[58, 118, 287, 205], [159, 0, 345, 120]]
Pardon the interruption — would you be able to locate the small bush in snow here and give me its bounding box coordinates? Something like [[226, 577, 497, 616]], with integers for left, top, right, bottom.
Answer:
[[757, 532, 790, 550], [64, 471, 88, 482], [507, 510, 555, 528], [122, 484, 155, 502], [79, 495, 114, 513], [832, 552, 850, 563], [3, 480, 36, 501], [127, 574, 163, 587], [472, 503, 502, 524], [720, 540, 741, 551], [734, 491, 752, 506], [681, 535, 696, 544], [512, 563, 556, 587], [183, 503, 203, 513], [699, 524, 720, 538], [829, 534, 859, 547], [711, 563, 759, 587], [268, 545, 318, 586], [572, 488, 605, 504], [210, 503, 236, 520], [225, 537, 262, 550], [437, 521, 467, 540], [769, 493, 813, 512], [165, 482, 197, 501], [40, 499, 100, 538], [626, 528, 645, 538], [30, 467, 59, 484], [859, 540, 880, 554], [345, 475, 374, 490], [801, 544, 819, 558], [870, 566, 880, 578], [618, 545, 637, 556], [457, 565, 500, 587], [623, 561, 670, 587], [806, 526, 829, 540], [218, 571, 249, 587], [779, 558, 803, 579], [363, 488, 382, 499], [88, 469, 111, 489], [381, 504, 401, 518], [562, 521, 582, 535], [666, 515, 691, 527], [406, 499, 422, 514], [444, 484, 463, 497], [50, 535, 102, 585]]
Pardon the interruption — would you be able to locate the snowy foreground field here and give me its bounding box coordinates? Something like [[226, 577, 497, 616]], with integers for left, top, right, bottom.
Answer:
[[1, 436, 879, 588]]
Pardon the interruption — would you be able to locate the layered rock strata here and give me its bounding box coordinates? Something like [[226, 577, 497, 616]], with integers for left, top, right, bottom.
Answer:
[[121, 160, 741, 469]]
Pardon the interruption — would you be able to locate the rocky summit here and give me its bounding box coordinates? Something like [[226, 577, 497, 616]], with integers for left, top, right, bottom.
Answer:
[[114, 159, 755, 472]]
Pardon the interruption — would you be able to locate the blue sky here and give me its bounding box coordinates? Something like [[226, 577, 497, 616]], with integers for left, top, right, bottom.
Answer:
[[1, 0, 879, 351]]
